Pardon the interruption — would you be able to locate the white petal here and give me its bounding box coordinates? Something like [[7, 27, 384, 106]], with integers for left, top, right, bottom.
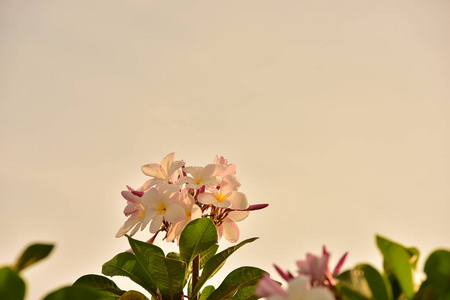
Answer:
[[165, 203, 186, 223], [141, 163, 164, 178], [160, 153, 175, 176], [214, 199, 232, 208], [197, 193, 218, 205], [227, 211, 250, 222], [139, 178, 159, 191], [304, 287, 335, 300], [184, 166, 202, 178], [150, 214, 163, 233], [169, 160, 185, 175], [228, 192, 249, 210], [190, 205, 202, 219], [202, 164, 219, 178], [141, 188, 161, 208], [223, 218, 240, 243], [288, 277, 310, 300]]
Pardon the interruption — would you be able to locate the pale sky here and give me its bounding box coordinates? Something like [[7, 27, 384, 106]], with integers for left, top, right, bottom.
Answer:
[[1, 0, 449, 299]]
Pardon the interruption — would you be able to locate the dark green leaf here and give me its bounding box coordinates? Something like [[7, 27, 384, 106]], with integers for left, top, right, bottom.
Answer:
[[42, 285, 102, 300], [207, 267, 266, 300], [179, 218, 218, 264], [229, 285, 259, 300], [339, 285, 371, 300], [128, 236, 187, 300], [102, 252, 158, 298], [336, 264, 392, 300], [73, 274, 125, 299], [199, 286, 215, 300], [423, 249, 450, 298], [118, 290, 150, 300], [14, 243, 54, 272], [376, 235, 417, 300], [193, 237, 258, 296], [0, 267, 26, 300]]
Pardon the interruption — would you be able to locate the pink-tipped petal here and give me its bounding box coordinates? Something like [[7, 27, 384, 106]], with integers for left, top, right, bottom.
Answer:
[[223, 218, 240, 243], [332, 252, 348, 277], [255, 274, 287, 297]]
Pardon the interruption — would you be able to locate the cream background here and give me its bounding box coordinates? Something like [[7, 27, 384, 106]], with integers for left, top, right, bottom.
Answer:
[[1, 0, 449, 299]]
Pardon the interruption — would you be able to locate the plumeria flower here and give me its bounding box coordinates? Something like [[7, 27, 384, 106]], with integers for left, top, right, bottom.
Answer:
[[140, 153, 185, 190], [116, 189, 147, 237], [217, 210, 249, 243], [256, 274, 335, 300], [166, 192, 202, 243], [197, 176, 247, 209], [141, 184, 185, 233], [214, 155, 236, 177], [297, 246, 348, 287], [176, 164, 222, 189]]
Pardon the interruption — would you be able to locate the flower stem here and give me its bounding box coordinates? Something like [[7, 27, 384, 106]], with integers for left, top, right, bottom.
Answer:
[[191, 255, 200, 300]]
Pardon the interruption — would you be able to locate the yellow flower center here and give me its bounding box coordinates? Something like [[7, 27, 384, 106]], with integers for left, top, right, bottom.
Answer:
[[157, 203, 167, 214]]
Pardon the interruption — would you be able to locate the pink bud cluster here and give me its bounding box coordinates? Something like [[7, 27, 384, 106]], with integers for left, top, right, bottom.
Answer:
[[256, 246, 348, 300], [116, 153, 268, 243]]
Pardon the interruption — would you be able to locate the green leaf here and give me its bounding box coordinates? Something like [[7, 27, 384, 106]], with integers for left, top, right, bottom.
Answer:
[[73, 274, 125, 299], [193, 237, 258, 296], [199, 286, 215, 300], [128, 236, 187, 300], [376, 235, 417, 300], [422, 249, 450, 298], [207, 267, 266, 300], [0, 267, 26, 300], [336, 264, 392, 300], [118, 290, 150, 300], [338, 285, 371, 300], [229, 285, 259, 300], [42, 285, 102, 300], [14, 243, 54, 272], [102, 252, 158, 298], [179, 218, 218, 264], [200, 245, 219, 269]]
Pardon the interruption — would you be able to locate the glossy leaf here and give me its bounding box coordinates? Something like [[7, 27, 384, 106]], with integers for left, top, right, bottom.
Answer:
[[14, 243, 54, 272], [42, 285, 102, 300], [229, 285, 259, 300], [0, 267, 26, 300], [193, 237, 258, 296], [337, 264, 392, 300], [118, 290, 150, 300], [207, 267, 266, 300], [102, 252, 158, 298], [199, 286, 215, 300], [128, 236, 187, 300], [74, 274, 125, 298], [179, 218, 218, 264], [376, 235, 417, 300]]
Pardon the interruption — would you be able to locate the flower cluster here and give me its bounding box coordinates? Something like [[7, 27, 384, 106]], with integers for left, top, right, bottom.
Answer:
[[256, 246, 348, 300], [116, 153, 267, 243]]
